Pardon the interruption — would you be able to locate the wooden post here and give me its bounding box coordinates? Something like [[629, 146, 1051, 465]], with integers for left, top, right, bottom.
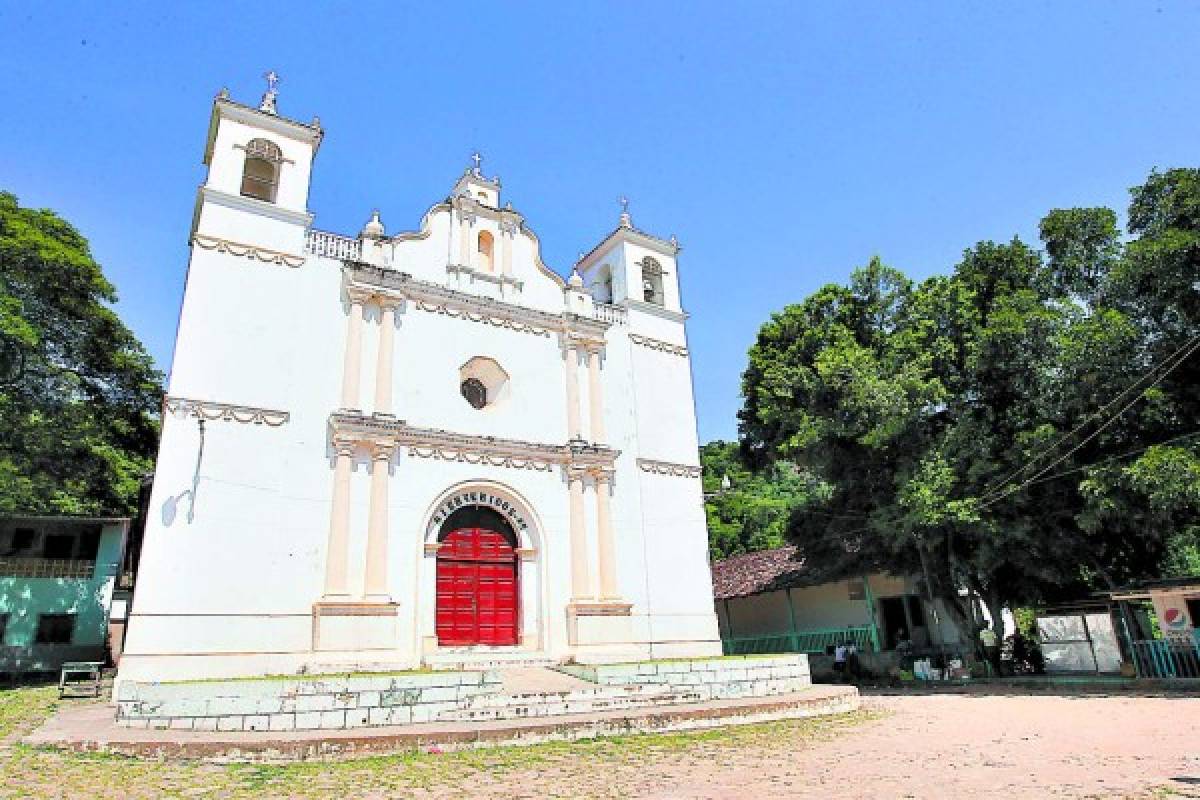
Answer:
[[785, 587, 799, 652], [863, 574, 882, 652]]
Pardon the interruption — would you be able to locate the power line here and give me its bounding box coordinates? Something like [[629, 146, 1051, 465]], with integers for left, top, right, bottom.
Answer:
[[1006, 429, 1200, 492], [980, 336, 1200, 509], [978, 332, 1200, 504]]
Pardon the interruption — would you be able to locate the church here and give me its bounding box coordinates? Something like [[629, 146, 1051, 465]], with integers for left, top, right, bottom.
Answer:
[[116, 78, 722, 684]]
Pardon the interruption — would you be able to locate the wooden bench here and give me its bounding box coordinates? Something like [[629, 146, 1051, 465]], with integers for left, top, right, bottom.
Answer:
[[58, 661, 103, 698]]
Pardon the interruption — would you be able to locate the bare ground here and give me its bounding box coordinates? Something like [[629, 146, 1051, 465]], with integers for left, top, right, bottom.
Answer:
[[2, 685, 1199, 799]]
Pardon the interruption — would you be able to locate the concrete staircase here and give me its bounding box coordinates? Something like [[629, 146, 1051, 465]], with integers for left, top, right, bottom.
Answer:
[[437, 668, 710, 722], [434, 659, 814, 722]]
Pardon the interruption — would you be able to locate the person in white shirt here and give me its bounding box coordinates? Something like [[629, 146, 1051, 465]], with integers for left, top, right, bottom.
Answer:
[[833, 642, 848, 682]]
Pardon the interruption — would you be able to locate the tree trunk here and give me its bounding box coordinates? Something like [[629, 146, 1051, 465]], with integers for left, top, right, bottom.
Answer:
[[984, 590, 1006, 642]]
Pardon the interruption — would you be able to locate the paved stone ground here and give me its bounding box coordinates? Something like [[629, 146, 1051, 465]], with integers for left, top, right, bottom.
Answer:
[[3, 684, 1199, 798]]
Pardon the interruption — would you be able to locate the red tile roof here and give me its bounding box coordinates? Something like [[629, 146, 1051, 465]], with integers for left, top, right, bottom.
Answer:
[[710, 545, 809, 600]]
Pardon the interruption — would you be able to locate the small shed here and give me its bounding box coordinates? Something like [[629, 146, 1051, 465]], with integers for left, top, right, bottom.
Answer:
[[1106, 576, 1200, 679], [0, 516, 131, 674]]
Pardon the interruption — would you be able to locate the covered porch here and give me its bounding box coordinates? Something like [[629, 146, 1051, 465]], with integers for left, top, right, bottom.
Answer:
[[710, 546, 968, 660]]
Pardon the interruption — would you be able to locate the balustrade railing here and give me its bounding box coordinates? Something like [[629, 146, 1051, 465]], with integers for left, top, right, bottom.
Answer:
[[593, 302, 628, 325], [306, 229, 361, 261], [0, 558, 98, 579]]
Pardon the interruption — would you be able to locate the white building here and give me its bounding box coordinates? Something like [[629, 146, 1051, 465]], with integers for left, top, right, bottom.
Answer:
[[116, 80, 721, 684]]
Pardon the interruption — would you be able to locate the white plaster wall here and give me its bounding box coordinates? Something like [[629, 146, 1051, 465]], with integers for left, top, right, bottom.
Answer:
[[723, 591, 793, 638], [119, 101, 720, 683], [205, 115, 315, 214]]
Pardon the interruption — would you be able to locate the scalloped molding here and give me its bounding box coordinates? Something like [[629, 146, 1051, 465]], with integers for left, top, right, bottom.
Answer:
[[636, 458, 702, 478], [344, 263, 609, 343], [165, 396, 290, 426], [629, 333, 689, 357], [192, 234, 306, 268], [331, 413, 618, 472]]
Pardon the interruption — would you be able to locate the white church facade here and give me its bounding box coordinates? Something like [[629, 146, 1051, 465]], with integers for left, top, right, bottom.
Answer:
[[116, 81, 721, 684]]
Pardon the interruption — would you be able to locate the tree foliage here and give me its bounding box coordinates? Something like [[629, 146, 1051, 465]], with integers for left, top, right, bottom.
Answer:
[[0, 191, 161, 515], [734, 168, 1200, 635], [700, 441, 814, 559]]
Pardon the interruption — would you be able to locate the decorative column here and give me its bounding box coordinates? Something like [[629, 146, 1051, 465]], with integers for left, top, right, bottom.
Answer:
[[586, 345, 606, 444], [373, 299, 398, 414], [567, 467, 593, 601], [340, 288, 370, 410], [363, 440, 394, 602], [322, 437, 355, 598], [563, 341, 582, 440], [593, 468, 619, 600]]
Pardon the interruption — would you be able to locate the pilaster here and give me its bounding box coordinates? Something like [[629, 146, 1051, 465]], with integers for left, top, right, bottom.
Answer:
[[373, 299, 399, 415], [339, 287, 371, 411], [363, 440, 395, 602]]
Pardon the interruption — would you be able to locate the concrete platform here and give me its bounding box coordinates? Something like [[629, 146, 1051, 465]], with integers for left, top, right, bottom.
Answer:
[[25, 685, 860, 762]]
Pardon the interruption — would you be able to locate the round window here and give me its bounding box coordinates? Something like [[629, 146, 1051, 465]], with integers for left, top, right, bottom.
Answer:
[[461, 377, 488, 410]]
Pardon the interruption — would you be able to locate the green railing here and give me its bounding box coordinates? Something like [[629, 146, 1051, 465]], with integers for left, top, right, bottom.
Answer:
[[1131, 636, 1200, 679], [722, 626, 875, 656]]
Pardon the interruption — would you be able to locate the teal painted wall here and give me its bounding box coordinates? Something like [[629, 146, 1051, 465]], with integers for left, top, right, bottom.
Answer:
[[0, 522, 124, 647]]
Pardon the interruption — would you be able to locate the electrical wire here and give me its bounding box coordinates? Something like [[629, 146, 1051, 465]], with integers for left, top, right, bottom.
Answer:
[[977, 332, 1200, 504], [980, 335, 1200, 509]]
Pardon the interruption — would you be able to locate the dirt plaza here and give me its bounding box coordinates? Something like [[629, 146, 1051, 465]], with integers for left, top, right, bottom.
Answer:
[[1, 684, 1198, 799]]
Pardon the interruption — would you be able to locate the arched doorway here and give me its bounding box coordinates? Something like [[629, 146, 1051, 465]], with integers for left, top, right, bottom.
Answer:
[[436, 505, 519, 646]]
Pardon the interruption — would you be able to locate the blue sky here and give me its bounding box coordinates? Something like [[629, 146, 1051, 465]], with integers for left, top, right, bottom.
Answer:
[[1, 3, 1197, 443]]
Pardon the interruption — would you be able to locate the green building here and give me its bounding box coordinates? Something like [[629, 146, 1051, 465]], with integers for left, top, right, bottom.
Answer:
[[0, 516, 131, 674]]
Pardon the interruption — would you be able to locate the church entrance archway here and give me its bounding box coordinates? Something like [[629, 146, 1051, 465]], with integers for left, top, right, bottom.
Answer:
[[435, 505, 519, 646]]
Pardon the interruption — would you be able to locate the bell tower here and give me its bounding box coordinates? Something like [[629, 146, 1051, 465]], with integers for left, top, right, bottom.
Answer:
[[191, 72, 324, 256], [575, 199, 684, 314]]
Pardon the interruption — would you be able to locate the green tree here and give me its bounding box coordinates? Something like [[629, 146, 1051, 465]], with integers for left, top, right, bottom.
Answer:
[[700, 440, 813, 560], [736, 169, 1200, 639], [0, 191, 161, 515]]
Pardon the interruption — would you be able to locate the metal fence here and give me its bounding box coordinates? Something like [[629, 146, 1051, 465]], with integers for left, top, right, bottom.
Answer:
[[723, 626, 875, 656], [1131, 637, 1200, 679]]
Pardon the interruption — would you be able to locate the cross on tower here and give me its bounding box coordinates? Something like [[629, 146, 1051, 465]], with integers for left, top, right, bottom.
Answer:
[[470, 151, 482, 172], [619, 195, 629, 213], [259, 70, 280, 115]]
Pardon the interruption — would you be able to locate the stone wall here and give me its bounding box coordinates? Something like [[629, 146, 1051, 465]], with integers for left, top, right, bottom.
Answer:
[[558, 654, 810, 699], [116, 671, 500, 731]]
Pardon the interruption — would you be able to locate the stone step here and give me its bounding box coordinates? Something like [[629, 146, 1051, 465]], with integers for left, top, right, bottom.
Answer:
[[436, 685, 709, 722], [462, 682, 680, 708], [424, 651, 561, 672]]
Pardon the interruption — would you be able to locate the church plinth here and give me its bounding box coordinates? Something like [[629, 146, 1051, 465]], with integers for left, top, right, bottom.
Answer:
[[311, 601, 399, 652]]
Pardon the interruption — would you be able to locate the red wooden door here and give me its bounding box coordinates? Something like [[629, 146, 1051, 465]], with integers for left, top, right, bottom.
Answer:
[[436, 527, 518, 646]]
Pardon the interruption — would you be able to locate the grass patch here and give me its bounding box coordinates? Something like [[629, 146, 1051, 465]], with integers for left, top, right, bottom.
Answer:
[[0, 686, 58, 742]]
